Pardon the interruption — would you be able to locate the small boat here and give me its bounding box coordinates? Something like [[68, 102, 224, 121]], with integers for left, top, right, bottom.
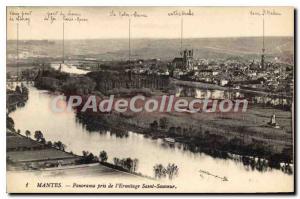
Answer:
[[164, 137, 175, 143]]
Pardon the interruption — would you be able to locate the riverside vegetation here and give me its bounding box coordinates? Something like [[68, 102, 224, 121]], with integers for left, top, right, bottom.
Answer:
[[33, 68, 294, 174]]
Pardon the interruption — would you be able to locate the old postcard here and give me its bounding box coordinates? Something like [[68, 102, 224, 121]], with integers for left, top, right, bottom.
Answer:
[[6, 6, 294, 193]]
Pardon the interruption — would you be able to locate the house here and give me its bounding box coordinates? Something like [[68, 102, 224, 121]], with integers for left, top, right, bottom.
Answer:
[[219, 79, 229, 86]]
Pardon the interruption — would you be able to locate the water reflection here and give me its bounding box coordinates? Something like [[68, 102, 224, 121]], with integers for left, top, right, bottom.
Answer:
[[51, 63, 90, 75], [175, 86, 292, 111], [75, 110, 292, 175], [9, 85, 293, 190], [176, 86, 244, 99]]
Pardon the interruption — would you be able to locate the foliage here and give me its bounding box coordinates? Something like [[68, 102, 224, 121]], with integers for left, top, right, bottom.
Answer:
[[53, 141, 66, 151], [150, 120, 158, 131], [159, 117, 168, 129], [166, 163, 179, 179], [77, 151, 99, 164], [34, 130, 43, 141], [113, 157, 138, 172], [153, 164, 167, 179], [153, 163, 179, 180], [46, 141, 52, 147], [6, 116, 14, 130], [25, 130, 31, 138], [99, 150, 108, 162], [40, 138, 46, 144], [15, 85, 22, 94]]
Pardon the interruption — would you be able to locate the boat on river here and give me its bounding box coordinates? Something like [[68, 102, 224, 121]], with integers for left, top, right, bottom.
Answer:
[[164, 137, 175, 143]]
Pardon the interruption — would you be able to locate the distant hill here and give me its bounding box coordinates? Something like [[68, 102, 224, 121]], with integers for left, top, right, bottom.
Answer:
[[7, 37, 294, 64]]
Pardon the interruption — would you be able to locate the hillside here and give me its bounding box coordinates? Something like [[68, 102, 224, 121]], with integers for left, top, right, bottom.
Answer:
[[7, 37, 294, 64]]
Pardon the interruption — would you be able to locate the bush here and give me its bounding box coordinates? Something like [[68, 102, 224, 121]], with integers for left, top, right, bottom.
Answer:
[[99, 150, 108, 162], [77, 151, 98, 164], [113, 157, 138, 172], [159, 117, 168, 129], [153, 163, 179, 180]]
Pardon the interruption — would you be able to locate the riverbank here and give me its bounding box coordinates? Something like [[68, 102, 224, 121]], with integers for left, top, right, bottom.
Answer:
[[7, 130, 80, 170], [8, 83, 294, 193], [6, 83, 145, 179], [34, 69, 293, 173], [76, 107, 293, 174], [6, 83, 29, 113], [7, 123, 145, 179], [170, 78, 227, 90]]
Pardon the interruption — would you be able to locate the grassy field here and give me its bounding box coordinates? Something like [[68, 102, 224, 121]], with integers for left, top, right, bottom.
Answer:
[[37, 163, 135, 178], [7, 133, 79, 165], [97, 103, 293, 157], [6, 131, 138, 179], [7, 136, 43, 151], [7, 149, 76, 163]]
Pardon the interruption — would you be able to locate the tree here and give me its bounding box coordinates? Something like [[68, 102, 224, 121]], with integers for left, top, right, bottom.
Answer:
[[86, 153, 96, 163], [99, 150, 108, 162], [153, 163, 179, 180], [53, 141, 66, 151], [176, 126, 182, 134], [40, 138, 46, 144], [166, 163, 179, 179], [46, 141, 52, 147], [132, 158, 138, 172], [113, 157, 120, 165], [124, 158, 134, 172], [82, 150, 89, 157], [153, 164, 167, 179], [79, 151, 97, 164], [168, 127, 176, 135], [34, 130, 43, 141], [25, 130, 31, 138], [150, 120, 158, 131], [112, 157, 138, 172], [123, 158, 136, 172], [159, 117, 168, 129], [15, 85, 22, 94], [6, 116, 14, 130], [17, 129, 21, 134]]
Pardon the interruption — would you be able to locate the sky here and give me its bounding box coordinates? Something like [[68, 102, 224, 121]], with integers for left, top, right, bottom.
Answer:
[[7, 7, 294, 40]]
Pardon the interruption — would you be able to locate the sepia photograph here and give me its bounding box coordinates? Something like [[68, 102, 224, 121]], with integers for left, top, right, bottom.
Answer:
[[5, 6, 294, 193]]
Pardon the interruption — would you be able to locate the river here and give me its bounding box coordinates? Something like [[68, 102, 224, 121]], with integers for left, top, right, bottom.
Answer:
[[51, 63, 89, 75], [9, 84, 293, 192]]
